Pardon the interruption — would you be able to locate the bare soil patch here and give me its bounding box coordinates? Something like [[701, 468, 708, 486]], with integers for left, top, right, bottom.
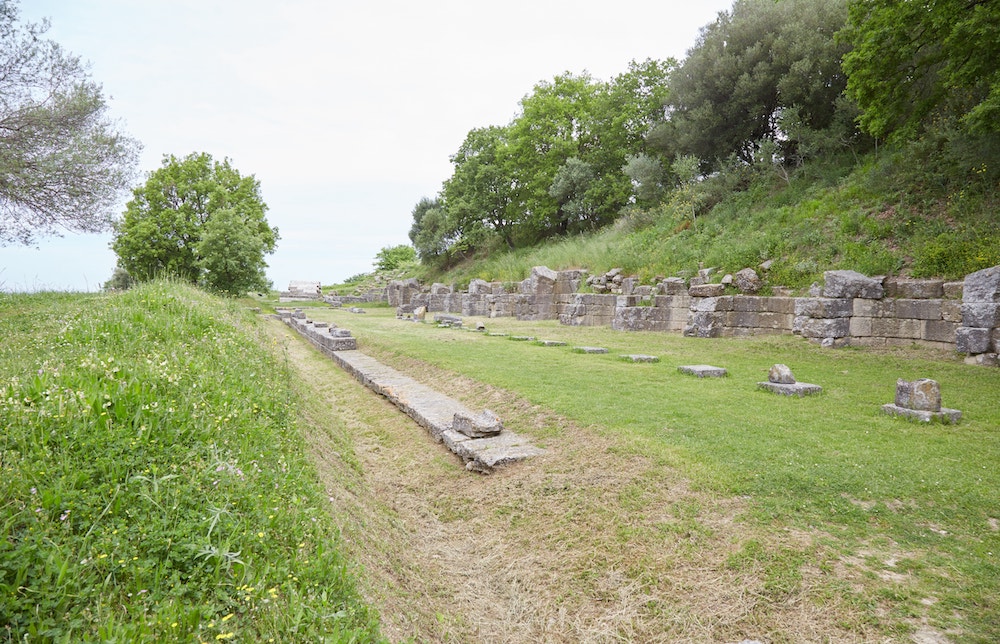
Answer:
[[270, 320, 918, 643]]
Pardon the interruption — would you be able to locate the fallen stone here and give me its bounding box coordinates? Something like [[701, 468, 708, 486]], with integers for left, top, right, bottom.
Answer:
[[894, 378, 942, 412], [963, 265, 1000, 303], [620, 354, 660, 363], [536, 340, 567, 346], [453, 409, 503, 438], [757, 381, 823, 397], [509, 336, 535, 342], [678, 365, 728, 378], [734, 267, 762, 294], [487, 332, 509, 337], [573, 346, 609, 354], [768, 363, 796, 384], [882, 404, 961, 424], [823, 270, 884, 299], [689, 283, 726, 297], [964, 352, 998, 367]]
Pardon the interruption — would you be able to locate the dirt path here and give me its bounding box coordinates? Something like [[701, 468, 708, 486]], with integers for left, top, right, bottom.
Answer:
[[270, 320, 887, 643]]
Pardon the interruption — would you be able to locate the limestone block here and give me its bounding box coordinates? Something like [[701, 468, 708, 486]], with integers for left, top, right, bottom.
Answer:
[[659, 277, 688, 295], [955, 327, 992, 354], [943, 281, 964, 299], [850, 317, 874, 337], [922, 319, 958, 344], [766, 297, 797, 315], [769, 363, 796, 384], [689, 283, 726, 297], [733, 296, 765, 313], [684, 311, 725, 337], [941, 300, 963, 323], [853, 298, 882, 318], [965, 353, 999, 367], [573, 346, 608, 354], [882, 404, 961, 424], [758, 381, 823, 396], [961, 303, 1000, 328], [895, 299, 944, 321], [691, 296, 734, 312], [468, 278, 490, 295], [734, 268, 762, 294], [796, 316, 850, 339], [453, 409, 503, 438], [620, 354, 660, 363], [872, 317, 921, 339], [895, 378, 942, 411], [654, 295, 690, 310], [823, 270, 884, 299], [884, 277, 944, 299], [963, 265, 1000, 303], [794, 297, 853, 318], [678, 365, 727, 377]]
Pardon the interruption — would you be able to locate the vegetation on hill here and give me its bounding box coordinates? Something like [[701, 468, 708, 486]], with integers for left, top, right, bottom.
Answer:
[[400, 0, 999, 290], [0, 283, 383, 641]]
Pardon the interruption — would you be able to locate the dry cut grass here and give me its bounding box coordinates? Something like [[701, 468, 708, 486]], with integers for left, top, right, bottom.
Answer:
[[271, 320, 906, 643]]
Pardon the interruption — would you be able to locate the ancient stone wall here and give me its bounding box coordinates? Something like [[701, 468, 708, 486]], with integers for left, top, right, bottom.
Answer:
[[392, 265, 1000, 363]]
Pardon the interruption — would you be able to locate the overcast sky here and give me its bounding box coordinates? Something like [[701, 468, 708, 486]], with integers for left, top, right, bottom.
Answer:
[[4, 0, 733, 292]]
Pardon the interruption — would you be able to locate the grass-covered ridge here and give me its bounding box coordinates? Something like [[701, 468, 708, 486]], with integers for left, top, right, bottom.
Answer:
[[0, 283, 382, 642]]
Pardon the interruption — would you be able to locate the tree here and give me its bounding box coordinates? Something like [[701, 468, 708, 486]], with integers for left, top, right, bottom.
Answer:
[[841, 0, 1000, 140], [112, 152, 277, 291], [373, 244, 416, 272], [196, 208, 271, 295], [408, 196, 454, 263], [660, 0, 852, 167], [0, 1, 140, 245], [548, 157, 596, 229]]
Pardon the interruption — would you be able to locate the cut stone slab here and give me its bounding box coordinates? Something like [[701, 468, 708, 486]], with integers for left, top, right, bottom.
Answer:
[[757, 381, 823, 396], [509, 336, 536, 341], [620, 354, 660, 363], [453, 409, 503, 438], [536, 340, 567, 346], [895, 378, 942, 412], [678, 365, 728, 378], [573, 346, 609, 354], [487, 332, 509, 337], [882, 404, 961, 424]]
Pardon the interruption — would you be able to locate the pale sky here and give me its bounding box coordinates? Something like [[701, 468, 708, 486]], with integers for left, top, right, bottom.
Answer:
[[3, 0, 733, 292]]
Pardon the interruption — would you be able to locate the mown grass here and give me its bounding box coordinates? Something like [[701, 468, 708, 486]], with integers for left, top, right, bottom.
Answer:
[[316, 306, 1000, 641], [0, 283, 383, 642]]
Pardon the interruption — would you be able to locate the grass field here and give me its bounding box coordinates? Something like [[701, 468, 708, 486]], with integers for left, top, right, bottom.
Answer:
[[305, 305, 1000, 642], [0, 284, 383, 642]]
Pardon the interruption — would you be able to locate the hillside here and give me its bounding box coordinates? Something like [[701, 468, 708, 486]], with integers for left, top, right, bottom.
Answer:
[[401, 148, 1000, 292]]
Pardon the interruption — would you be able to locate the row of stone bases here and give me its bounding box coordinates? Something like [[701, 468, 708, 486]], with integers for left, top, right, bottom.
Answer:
[[275, 307, 544, 473], [385, 264, 1000, 366]]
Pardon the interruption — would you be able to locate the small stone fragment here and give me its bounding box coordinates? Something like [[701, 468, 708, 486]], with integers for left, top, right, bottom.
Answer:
[[768, 364, 796, 384]]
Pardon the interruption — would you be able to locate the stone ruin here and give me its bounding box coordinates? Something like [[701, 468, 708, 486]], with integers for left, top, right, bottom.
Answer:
[[379, 263, 1000, 365], [280, 280, 322, 302], [757, 364, 822, 396], [882, 378, 962, 423]]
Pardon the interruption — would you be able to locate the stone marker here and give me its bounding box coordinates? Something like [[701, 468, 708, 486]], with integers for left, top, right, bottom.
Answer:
[[510, 336, 535, 341], [620, 354, 660, 363], [453, 409, 503, 438], [536, 340, 567, 347], [678, 365, 728, 378], [487, 332, 509, 337], [757, 364, 822, 396], [573, 346, 609, 354], [882, 378, 961, 423]]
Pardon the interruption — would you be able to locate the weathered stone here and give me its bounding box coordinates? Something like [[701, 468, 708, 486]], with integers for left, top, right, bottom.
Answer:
[[734, 268, 762, 294], [453, 409, 503, 438], [689, 283, 726, 297], [894, 299, 943, 321], [850, 317, 873, 337], [922, 320, 957, 344], [768, 363, 796, 384], [509, 336, 535, 342], [956, 327, 992, 354], [573, 346, 608, 354], [691, 296, 733, 312], [882, 404, 961, 424], [961, 303, 1000, 328], [963, 265, 1000, 303], [678, 365, 727, 377], [794, 297, 853, 318], [884, 277, 944, 299], [822, 270, 884, 299], [964, 353, 999, 367], [536, 340, 567, 347], [659, 277, 688, 295], [757, 381, 823, 397], [620, 354, 660, 363], [895, 378, 942, 412], [795, 316, 850, 339], [430, 282, 452, 295], [721, 274, 734, 286], [943, 281, 964, 299]]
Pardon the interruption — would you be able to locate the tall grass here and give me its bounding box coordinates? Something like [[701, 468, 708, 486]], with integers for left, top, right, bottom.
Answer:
[[0, 283, 383, 642]]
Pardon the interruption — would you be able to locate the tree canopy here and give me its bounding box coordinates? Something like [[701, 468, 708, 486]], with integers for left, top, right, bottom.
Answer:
[[841, 0, 1000, 140], [0, 0, 140, 245], [112, 152, 277, 295]]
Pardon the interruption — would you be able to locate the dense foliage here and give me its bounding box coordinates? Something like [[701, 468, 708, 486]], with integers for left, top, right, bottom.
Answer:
[[0, 0, 140, 245], [407, 0, 998, 283], [112, 153, 278, 295], [0, 283, 383, 641]]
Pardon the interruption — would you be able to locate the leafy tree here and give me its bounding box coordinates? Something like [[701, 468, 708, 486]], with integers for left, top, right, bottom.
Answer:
[[623, 153, 667, 205], [660, 0, 852, 167], [549, 157, 596, 229], [196, 208, 271, 295], [373, 244, 417, 271], [0, 0, 140, 245], [408, 196, 454, 263], [841, 0, 1000, 139], [112, 152, 277, 288]]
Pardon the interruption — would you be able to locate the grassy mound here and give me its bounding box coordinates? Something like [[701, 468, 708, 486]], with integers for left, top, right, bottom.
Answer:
[[0, 283, 383, 642]]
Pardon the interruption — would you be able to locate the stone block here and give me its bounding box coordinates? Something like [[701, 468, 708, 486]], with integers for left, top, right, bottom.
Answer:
[[961, 303, 1000, 328], [894, 378, 942, 411], [573, 346, 608, 354], [943, 281, 964, 299], [955, 327, 992, 354], [678, 365, 728, 377], [850, 317, 873, 337], [895, 299, 944, 321], [734, 268, 762, 293], [691, 296, 733, 312], [453, 409, 503, 438], [620, 354, 660, 363], [884, 277, 944, 299], [684, 311, 725, 337], [758, 381, 823, 396], [660, 277, 688, 295], [732, 296, 765, 313], [941, 300, 963, 323], [796, 316, 850, 338], [794, 297, 853, 318], [872, 317, 921, 339], [689, 283, 726, 297], [922, 319, 958, 344], [823, 270, 884, 299], [882, 404, 961, 424], [963, 265, 1000, 303], [964, 353, 999, 367], [768, 363, 796, 384], [853, 298, 882, 318]]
